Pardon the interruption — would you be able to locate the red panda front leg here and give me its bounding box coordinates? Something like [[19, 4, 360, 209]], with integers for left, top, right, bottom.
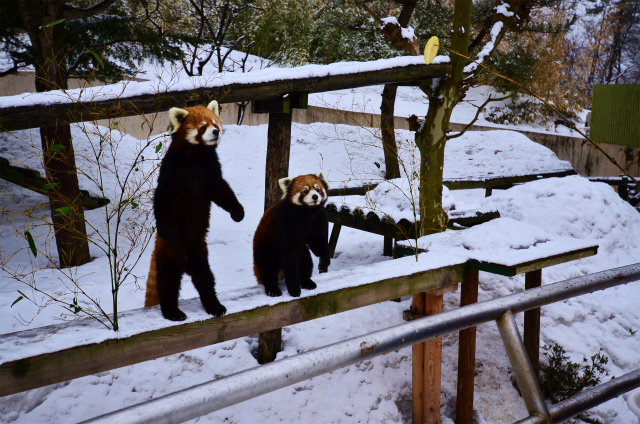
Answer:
[[184, 240, 226, 317], [209, 178, 245, 222], [299, 247, 317, 290], [283, 250, 302, 297]]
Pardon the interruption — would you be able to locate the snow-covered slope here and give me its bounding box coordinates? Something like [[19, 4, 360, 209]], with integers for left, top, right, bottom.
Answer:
[[1, 122, 639, 423]]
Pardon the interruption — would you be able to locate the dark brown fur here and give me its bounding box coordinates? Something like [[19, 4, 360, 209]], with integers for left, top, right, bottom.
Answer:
[[145, 102, 244, 321], [253, 173, 331, 297]]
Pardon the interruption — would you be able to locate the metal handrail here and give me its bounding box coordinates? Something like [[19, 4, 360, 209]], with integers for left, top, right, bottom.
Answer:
[[80, 263, 640, 424]]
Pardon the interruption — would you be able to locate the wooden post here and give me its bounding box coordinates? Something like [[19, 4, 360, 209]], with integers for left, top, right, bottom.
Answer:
[[383, 236, 393, 256], [412, 292, 444, 423], [328, 223, 342, 258], [257, 111, 292, 364], [455, 268, 479, 424], [524, 269, 542, 375]]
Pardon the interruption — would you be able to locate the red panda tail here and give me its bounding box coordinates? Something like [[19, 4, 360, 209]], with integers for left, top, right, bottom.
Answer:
[[253, 263, 263, 285], [144, 242, 160, 307]]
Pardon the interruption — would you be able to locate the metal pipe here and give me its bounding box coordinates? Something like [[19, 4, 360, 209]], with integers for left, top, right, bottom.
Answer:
[[497, 310, 550, 422], [79, 263, 640, 424], [549, 368, 640, 422]]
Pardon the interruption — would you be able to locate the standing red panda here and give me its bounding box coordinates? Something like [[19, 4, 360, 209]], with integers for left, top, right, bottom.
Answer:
[[253, 172, 331, 297], [145, 100, 244, 321]]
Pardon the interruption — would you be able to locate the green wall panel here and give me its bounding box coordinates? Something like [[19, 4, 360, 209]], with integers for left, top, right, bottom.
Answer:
[[591, 84, 640, 147]]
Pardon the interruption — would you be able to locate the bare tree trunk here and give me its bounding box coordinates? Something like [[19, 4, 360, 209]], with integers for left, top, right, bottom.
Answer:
[[416, 0, 472, 237], [19, 0, 91, 267], [380, 84, 400, 179], [375, 0, 418, 181]]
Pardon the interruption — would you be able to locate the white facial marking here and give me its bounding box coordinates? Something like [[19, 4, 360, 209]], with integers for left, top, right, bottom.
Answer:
[[186, 128, 199, 144], [291, 192, 302, 205], [300, 184, 325, 206]]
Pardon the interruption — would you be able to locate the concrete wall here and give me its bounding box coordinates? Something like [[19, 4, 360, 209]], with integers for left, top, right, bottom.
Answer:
[[3, 72, 638, 176]]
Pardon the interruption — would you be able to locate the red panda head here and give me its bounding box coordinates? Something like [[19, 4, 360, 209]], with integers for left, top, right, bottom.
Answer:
[[279, 171, 329, 207], [169, 100, 222, 147]]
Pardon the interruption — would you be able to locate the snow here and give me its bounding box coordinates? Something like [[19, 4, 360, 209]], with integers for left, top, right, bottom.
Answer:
[[1, 118, 640, 422], [309, 84, 585, 136], [464, 21, 503, 73], [496, 2, 515, 18], [0, 55, 449, 109]]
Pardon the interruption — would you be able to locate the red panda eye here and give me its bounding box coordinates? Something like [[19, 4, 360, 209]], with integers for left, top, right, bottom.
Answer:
[[303, 190, 309, 195], [200, 125, 207, 132]]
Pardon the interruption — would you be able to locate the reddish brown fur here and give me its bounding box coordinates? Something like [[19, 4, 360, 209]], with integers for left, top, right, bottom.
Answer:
[[169, 105, 222, 149], [253, 173, 330, 297]]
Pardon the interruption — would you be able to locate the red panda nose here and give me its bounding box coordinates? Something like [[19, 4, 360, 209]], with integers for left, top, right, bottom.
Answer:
[[213, 129, 219, 136], [312, 194, 318, 201]]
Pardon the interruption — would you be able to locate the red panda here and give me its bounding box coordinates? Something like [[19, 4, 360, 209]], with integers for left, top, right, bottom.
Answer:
[[144, 100, 244, 321], [253, 172, 331, 297]]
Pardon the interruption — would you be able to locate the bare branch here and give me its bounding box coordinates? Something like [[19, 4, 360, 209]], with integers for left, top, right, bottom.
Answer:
[[63, 0, 119, 20], [447, 95, 508, 139]]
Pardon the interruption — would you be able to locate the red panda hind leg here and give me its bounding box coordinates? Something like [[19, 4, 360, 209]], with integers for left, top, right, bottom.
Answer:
[[145, 245, 160, 307]]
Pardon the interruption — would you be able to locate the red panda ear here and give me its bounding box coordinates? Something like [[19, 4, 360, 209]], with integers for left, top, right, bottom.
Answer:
[[207, 100, 219, 116], [278, 177, 292, 197], [169, 108, 189, 133], [316, 170, 329, 188]]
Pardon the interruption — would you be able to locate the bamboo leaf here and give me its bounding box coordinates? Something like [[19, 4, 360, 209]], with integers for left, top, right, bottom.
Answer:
[[54, 206, 71, 216], [85, 49, 105, 69], [49, 144, 66, 152], [155, 143, 162, 153], [25, 231, 37, 257], [45, 18, 66, 27], [11, 296, 23, 307], [41, 182, 60, 191]]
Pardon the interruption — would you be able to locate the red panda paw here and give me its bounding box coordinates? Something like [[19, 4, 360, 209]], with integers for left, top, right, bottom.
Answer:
[[264, 286, 283, 297], [204, 300, 227, 317], [230, 205, 244, 222], [300, 279, 317, 290], [161, 307, 187, 321]]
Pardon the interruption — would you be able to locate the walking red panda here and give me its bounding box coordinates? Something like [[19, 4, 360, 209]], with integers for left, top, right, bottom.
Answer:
[[253, 172, 331, 297], [144, 100, 244, 321]]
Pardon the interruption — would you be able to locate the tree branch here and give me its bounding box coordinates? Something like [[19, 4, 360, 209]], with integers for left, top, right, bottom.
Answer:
[[63, 0, 119, 20], [447, 95, 508, 139]]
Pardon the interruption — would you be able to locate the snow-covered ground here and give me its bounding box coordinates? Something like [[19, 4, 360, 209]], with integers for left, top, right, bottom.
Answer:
[[1, 119, 640, 423]]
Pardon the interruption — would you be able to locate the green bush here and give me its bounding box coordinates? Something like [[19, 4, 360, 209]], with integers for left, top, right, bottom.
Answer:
[[538, 343, 609, 423]]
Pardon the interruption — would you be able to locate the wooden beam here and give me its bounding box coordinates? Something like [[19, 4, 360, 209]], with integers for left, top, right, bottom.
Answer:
[[0, 264, 464, 397], [327, 170, 577, 198], [0, 156, 109, 210], [0, 61, 450, 132], [467, 246, 599, 277], [325, 204, 500, 241]]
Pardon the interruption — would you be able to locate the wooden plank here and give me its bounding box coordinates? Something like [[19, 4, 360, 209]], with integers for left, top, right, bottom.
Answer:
[[524, 270, 542, 375], [0, 264, 465, 397], [443, 170, 576, 191], [0, 62, 450, 132], [467, 246, 599, 277], [327, 170, 577, 199], [325, 205, 500, 241], [456, 268, 479, 424], [0, 156, 109, 210]]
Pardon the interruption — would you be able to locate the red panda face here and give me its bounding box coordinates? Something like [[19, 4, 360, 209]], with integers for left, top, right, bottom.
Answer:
[[279, 171, 329, 207], [169, 101, 223, 147]]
